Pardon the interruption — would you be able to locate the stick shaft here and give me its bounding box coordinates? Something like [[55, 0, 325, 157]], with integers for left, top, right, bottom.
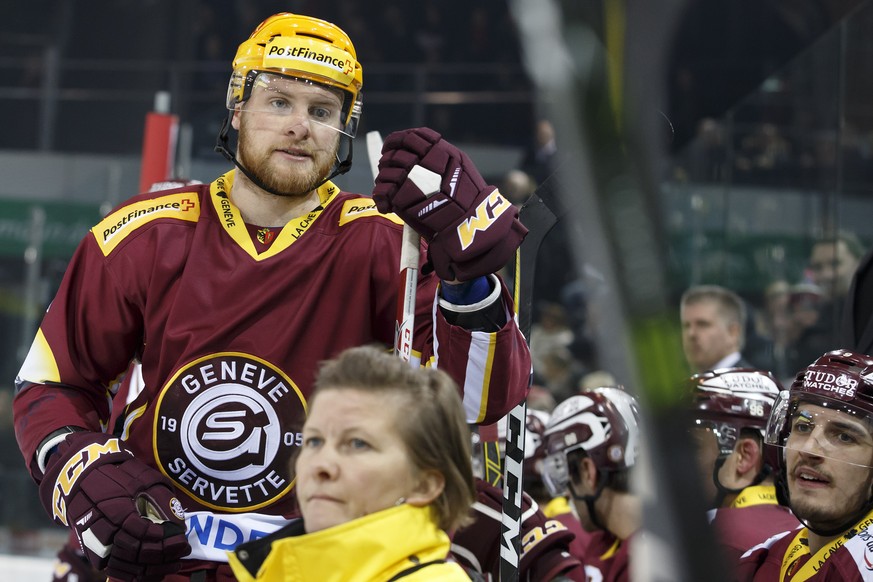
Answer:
[[366, 130, 419, 365]]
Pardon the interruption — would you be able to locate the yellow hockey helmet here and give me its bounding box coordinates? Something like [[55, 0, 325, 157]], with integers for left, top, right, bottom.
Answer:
[[227, 13, 363, 134]]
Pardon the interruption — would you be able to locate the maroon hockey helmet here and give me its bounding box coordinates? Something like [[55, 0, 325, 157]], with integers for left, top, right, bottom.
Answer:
[[688, 368, 782, 456], [765, 349, 873, 535], [765, 350, 873, 464], [470, 408, 551, 483], [541, 387, 640, 497], [498, 408, 551, 482]]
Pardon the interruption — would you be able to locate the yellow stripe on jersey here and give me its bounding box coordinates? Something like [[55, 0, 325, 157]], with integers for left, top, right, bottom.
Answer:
[[210, 171, 340, 260], [92, 192, 201, 256], [600, 537, 622, 560], [18, 328, 61, 385], [338, 198, 404, 227], [120, 403, 147, 442]]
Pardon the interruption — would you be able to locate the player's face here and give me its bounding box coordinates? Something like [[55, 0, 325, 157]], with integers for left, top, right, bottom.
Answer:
[[296, 388, 429, 533], [233, 76, 342, 197], [785, 403, 873, 531], [681, 300, 739, 372], [809, 241, 859, 299]]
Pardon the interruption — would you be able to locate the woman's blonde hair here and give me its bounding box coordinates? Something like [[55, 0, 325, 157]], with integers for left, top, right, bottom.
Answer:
[[311, 345, 475, 531]]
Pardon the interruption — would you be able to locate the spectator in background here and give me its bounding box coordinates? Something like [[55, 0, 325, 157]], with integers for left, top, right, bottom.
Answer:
[[528, 384, 558, 413], [733, 122, 793, 186], [538, 346, 587, 403], [673, 117, 728, 183], [530, 302, 575, 373], [808, 230, 864, 302], [752, 280, 793, 380], [784, 282, 824, 375], [495, 167, 537, 287], [681, 285, 753, 373], [521, 118, 559, 185], [787, 231, 865, 374], [502, 168, 538, 207]]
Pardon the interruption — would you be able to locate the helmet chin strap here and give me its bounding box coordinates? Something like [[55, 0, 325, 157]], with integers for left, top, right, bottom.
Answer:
[[568, 473, 610, 533], [802, 497, 873, 538], [214, 110, 354, 199], [711, 455, 771, 508]]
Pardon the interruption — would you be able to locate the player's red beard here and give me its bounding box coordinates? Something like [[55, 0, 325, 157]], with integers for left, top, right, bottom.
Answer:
[[237, 117, 339, 197]]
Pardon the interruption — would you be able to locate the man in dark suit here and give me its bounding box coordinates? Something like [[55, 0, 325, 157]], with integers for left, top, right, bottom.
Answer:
[[681, 285, 753, 373]]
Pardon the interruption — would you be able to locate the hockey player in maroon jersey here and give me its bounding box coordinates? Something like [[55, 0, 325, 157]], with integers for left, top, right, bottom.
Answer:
[[541, 387, 642, 582], [451, 408, 587, 580], [687, 368, 800, 570], [521, 409, 592, 563], [12, 12, 531, 582], [736, 350, 873, 581]]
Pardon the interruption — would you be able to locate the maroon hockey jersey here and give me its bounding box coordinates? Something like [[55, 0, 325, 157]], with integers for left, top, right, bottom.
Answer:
[[450, 479, 586, 581], [582, 530, 633, 582], [14, 171, 531, 563], [707, 485, 800, 568], [736, 509, 873, 581], [544, 495, 592, 562]]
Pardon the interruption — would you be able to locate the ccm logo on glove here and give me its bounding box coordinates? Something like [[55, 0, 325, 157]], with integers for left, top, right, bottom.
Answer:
[[51, 438, 129, 525], [373, 127, 528, 281], [457, 189, 512, 251], [39, 432, 191, 580]]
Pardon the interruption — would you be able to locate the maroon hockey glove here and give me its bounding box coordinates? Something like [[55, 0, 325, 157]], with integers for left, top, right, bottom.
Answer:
[[38, 432, 190, 582], [372, 127, 528, 281]]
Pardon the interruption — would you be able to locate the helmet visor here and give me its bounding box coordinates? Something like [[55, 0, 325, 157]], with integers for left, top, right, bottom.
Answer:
[[542, 443, 587, 497], [765, 390, 873, 469], [542, 451, 570, 497], [227, 72, 356, 137]]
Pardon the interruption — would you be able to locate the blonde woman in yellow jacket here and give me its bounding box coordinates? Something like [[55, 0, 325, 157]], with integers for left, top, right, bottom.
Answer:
[[228, 346, 477, 581]]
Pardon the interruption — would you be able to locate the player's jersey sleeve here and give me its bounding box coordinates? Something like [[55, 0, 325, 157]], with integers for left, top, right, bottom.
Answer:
[[13, 188, 201, 476], [420, 275, 531, 424], [734, 530, 793, 582]]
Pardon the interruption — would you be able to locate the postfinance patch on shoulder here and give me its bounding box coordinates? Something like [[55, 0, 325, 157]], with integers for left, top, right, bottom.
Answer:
[[338, 198, 403, 227], [93, 193, 200, 255]]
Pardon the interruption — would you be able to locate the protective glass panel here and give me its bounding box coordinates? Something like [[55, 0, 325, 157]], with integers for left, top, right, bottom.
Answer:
[[766, 391, 873, 469], [229, 72, 354, 137]]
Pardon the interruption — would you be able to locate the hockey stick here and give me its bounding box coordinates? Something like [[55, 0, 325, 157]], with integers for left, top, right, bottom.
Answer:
[[510, 0, 729, 579], [497, 181, 560, 582], [366, 130, 440, 365]]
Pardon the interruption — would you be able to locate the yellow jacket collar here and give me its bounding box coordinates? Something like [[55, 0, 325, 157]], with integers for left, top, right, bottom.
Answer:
[[229, 504, 452, 582]]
